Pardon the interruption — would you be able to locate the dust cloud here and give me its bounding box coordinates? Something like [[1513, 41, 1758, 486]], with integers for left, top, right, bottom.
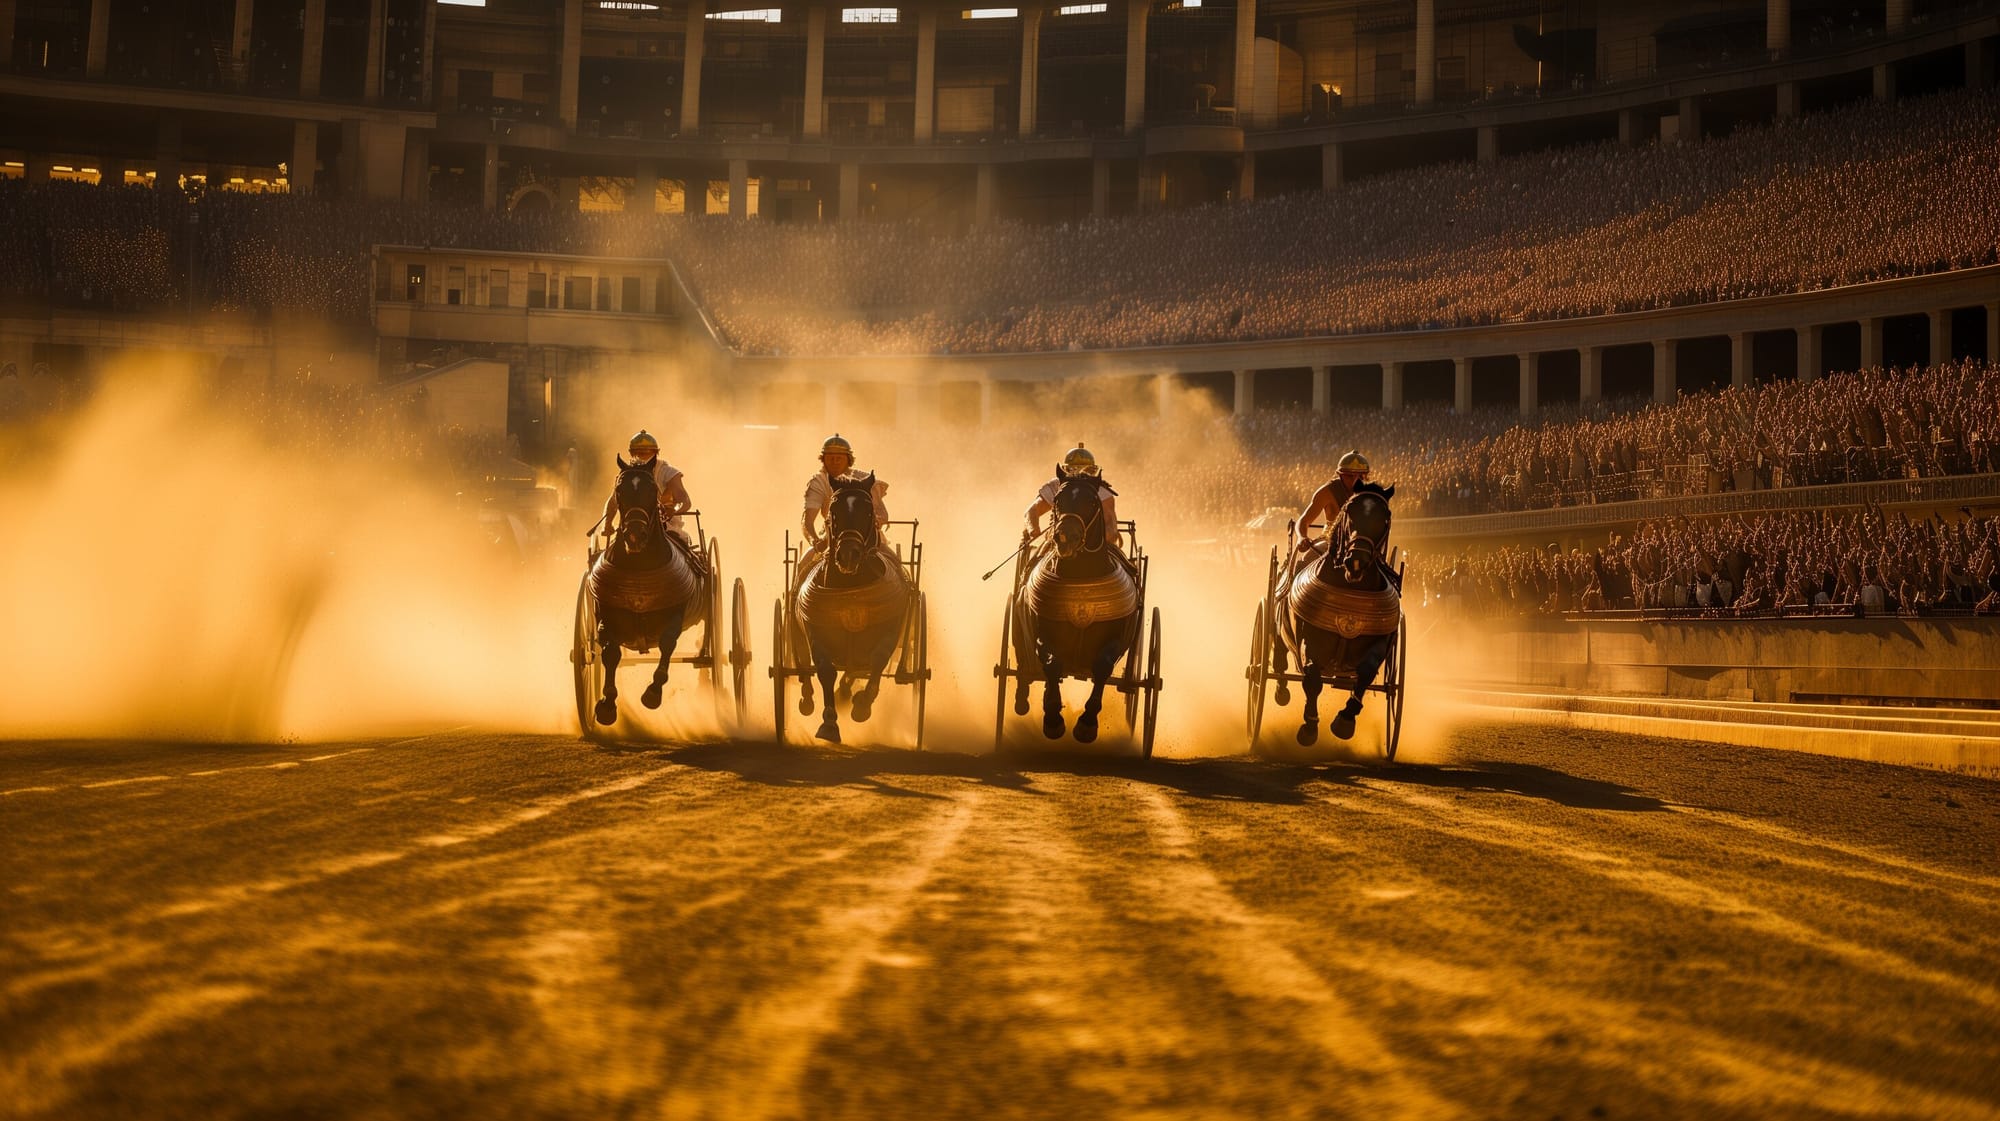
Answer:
[[0, 352, 1472, 756]]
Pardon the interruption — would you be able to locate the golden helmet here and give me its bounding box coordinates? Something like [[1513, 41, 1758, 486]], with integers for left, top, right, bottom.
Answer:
[[821, 433, 853, 458], [1337, 450, 1371, 476], [629, 430, 660, 455], [1062, 442, 1100, 477]]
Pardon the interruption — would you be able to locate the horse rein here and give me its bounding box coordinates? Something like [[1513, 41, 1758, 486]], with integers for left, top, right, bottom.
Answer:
[[1052, 489, 1108, 557]]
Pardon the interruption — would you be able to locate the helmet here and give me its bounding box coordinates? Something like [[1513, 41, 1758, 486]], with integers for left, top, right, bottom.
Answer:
[[1337, 450, 1370, 476], [1062, 442, 1100, 477], [629, 430, 660, 456], [821, 433, 853, 458]]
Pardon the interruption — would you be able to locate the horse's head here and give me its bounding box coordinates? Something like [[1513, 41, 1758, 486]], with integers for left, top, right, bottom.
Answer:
[[613, 453, 660, 555], [828, 473, 879, 575], [1050, 470, 1107, 559], [1332, 482, 1395, 584]]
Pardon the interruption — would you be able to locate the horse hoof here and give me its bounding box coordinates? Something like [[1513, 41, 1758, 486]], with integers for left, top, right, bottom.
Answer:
[[1297, 723, 1319, 746], [641, 684, 664, 709], [594, 700, 618, 726], [1073, 714, 1099, 744], [1331, 708, 1359, 741], [799, 695, 815, 716], [1043, 713, 1066, 740], [1275, 682, 1291, 706], [1013, 690, 1030, 716], [815, 719, 842, 743], [852, 695, 874, 723]]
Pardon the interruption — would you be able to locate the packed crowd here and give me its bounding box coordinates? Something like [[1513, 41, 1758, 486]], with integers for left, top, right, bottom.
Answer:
[[2, 88, 1996, 353], [1421, 508, 2000, 618]]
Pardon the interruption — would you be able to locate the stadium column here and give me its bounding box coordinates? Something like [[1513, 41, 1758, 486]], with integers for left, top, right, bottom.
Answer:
[[1929, 309, 1951, 366], [349, 121, 404, 197], [1233, 370, 1255, 416], [1861, 316, 1883, 369], [1019, 6, 1041, 138], [1123, 0, 1148, 134], [1971, 40, 1993, 89], [729, 159, 749, 218], [1886, 0, 1908, 33], [1310, 365, 1330, 414], [22, 154, 48, 182], [1987, 303, 1999, 366], [979, 380, 995, 425], [1233, 0, 1256, 126], [839, 162, 861, 220], [915, 7, 938, 143], [804, 5, 827, 140], [231, 0, 254, 90], [633, 161, 657, 213], [422, 0, 437, 104], [1797, 323, 1821, 382], [1580, 346, 1603, 404], [1518, 352, 1539, 417], [1381, 362, 1404, 412], [365, 0, 386, 101], [483, 144, 501, 210], [1414, 0, 1435, 107], [1236, 153, 1254, 201], [1873, 63, 1896, 102], [975, 164, 996, 225], [1653, 339, 1676, 404], [1775, 81, 1800, 119], [1091, 158, 1110, 218], [1321, 142, 1343, 189], [1617, 108, 1641, 146], [155, 117, 183, 192], [1452, 357, 1471, 414], [291, 121, 318, 193], [559, 0, 583, 129], [402, 132, 429, 203], [84, 0, 107, 77], [1477, 126, 1498, 165], [896, 383, 929, 428], [1766, 0, 1789, 56], [1676, 96, 1701, 143], [1154, 374, 1175, 418], [301, 0, 326, 97], [1729, 331, 1750, 389], [682, 0, 706, 133]]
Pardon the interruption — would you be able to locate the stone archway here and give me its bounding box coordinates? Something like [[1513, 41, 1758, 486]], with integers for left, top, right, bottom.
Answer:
[[508, 184, 557, 212]]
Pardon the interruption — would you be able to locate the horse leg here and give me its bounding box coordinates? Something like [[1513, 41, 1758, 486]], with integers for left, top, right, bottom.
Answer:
[[852, 673, 883, 723], [1039, 649, 1066, 740], [810, 636, 841, 743], [1332, 635, 1390, 742], [594, 621, 622, 726], [641, 603, 688, 710], [1298, 663, 1322, 746], [1272, 620, 1292, 707]]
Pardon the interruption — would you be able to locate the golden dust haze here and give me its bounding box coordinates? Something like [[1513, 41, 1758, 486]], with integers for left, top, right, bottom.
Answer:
[[0, 353, 1465, 758]]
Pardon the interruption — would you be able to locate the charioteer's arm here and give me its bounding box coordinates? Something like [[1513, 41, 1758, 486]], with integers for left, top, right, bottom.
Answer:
[[1023, 497, 1052, 536], [663, 475, 692, 515]]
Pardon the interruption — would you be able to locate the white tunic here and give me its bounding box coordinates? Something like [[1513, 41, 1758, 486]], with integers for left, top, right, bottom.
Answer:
[[804, 469, 889, 524]]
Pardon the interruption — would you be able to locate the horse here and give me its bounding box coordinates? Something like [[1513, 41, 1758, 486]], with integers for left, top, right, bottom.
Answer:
[[1273, 482, 1400, 745], [1013, 470, 1139, 743], [586, 456, 708, 726], [795, 474, 910, 743]]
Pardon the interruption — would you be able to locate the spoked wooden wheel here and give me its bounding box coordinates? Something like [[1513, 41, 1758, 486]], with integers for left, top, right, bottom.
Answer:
[[771, 599, 788, 744], [571, 573, 603, 738], [993, 594, 1014, 753], [703, 540, 724, 702], [1384, 614, 1408, 762], [728, 578, 750, 726], [1122, 614, 1142, 728], [912, 592, 929, 750], [1244, 601, 1268, 751], [1141, 607, 1162, 760]]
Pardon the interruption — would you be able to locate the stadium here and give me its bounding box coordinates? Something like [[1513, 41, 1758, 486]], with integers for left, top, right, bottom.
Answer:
[[4, 2, 2000, 1118]]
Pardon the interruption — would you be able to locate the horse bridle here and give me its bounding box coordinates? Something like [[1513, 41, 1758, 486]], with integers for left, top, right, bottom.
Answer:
[[1334, 495, 1390, 568], [829, 491, 877, 574], [1052, 500, 1106, 557]]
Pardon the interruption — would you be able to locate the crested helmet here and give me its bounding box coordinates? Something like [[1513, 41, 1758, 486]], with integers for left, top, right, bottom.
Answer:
[[628, 430, 660, 456], [1062, 442, 1100, 478], [1337, 450, 1371, 477], [821, 432, 853, 459]]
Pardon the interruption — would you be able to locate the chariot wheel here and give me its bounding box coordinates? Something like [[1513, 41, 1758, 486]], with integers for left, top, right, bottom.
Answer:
[[1122, 615, 1142, 728], [1140, 607, 1162, 761], [993, 594, 1015, 753], [1384, 613, 1408, 762], [912, 592, 929, 750], [571, 573, 604, 738], [771, 598, 789, 744], [1244, 600, 1268, 751], [728, 578, 751, 727], [703, 539, 724, 697]]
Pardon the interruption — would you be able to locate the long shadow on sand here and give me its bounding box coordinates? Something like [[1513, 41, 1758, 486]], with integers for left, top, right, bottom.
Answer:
[[595, 739, 1662, 813]]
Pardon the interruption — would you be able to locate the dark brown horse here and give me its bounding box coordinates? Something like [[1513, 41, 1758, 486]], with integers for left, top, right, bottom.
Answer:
[[1014, 471, 1138, 743], [587, 457, 707, 725], [796, 475, 909, 743], [1274, 482, 1400, 744]]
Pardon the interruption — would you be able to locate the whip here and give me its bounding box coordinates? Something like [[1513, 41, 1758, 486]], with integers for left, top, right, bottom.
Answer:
[[981, 528, 1048, 581]]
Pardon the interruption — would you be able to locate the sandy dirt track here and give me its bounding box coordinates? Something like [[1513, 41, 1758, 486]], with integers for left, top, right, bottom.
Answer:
[[4, 725, 2000, 1121]]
